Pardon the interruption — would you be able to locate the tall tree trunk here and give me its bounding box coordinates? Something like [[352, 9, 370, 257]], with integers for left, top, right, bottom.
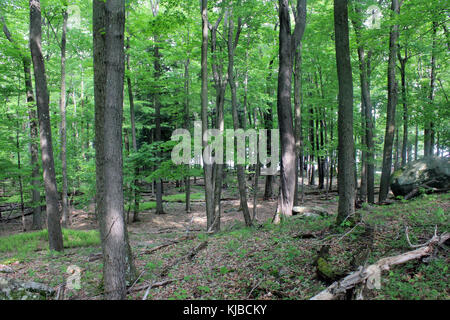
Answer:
[[201, 0, 216, 231], [424, 22, 437, 157], [15, 107, 26, 232], [227, 15, 252, 227], [184, 53, 191, 213], [264, 59, 275, 201], [274, 0, 306, 223], [29, 0, 64, 251], [209, 11, 227, 232], [126, 26, 140, 222], [60, 8, 69, 228], [334, 0, 355, 224], [294, 44, 303, 206], [93, 0, 136, 299], [151, 3, 165, 216], [379, 0, 400, 203], [398, 47, 409, 167]]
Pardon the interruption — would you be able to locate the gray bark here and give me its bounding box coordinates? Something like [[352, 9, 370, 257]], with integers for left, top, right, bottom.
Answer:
[[29, 0, 64, 251], [379, 0, 400, 203], [274, 0, 307, 223], [60, 9, 69, 227], [227, 15, 252, 227], [334, 0, 355, 224], [93, 0, 136, 299]]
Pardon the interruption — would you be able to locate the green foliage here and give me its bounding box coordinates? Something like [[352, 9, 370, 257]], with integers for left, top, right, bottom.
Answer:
[[0, 229, 100, 260]]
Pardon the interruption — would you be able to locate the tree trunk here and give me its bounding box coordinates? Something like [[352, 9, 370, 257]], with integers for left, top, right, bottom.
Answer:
[[398, 47, 409, 167], [184, 54, 191, 213], [334, 0, 355, 224], [201, 0, 216, 231], [294, 44, 303, 206], [59, 8, 69, 228], [227, 15, 252, 227], [379, 0, 400, 203], [126, 27, 140, 222], [424, 22, 437, 157], [93, 0, 136, 299], [264, 59, 275, 201], [274, 0, 306, 223], [29, 0, 64, 251]]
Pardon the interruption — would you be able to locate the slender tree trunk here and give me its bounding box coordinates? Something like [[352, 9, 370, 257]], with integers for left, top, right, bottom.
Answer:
[[184, 54, 191, 213], [201, 0, 216, 231], [29, 0, 63, 251], [209, 12, 227, 232], [227, 15, 252, 227], [151, 3, 165, 215], [379, 0, 400, 203], [15, 110, 26, 232], [274, 0, 307, 223], [294, 44, 303, 206], [399, 48, 409, 167], [93, 0, 136, 299], [60, 8, 69, 228], [334, 0, 355, 224], [415, 124, 419, 160], [264, 59, 275, 201], [424, 22, 437, 157], [126, 28, 140, 222]]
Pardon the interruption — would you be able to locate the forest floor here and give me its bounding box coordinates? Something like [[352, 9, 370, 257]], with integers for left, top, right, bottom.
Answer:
[[0, 178, 449, 300]]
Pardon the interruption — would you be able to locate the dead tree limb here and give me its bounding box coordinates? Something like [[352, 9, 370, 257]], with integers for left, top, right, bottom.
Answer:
[[310, 231, 450, 300], [160, 241, 208, 277]]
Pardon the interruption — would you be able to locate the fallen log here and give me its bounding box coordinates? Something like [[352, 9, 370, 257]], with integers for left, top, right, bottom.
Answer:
[[0, 265, 14, 273], [0, 277, 56, 297], [310, 231, 450, 300]]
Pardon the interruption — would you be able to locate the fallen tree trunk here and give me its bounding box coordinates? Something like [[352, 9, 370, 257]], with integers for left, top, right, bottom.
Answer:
[[0, 277, 56, 297], [310, 231, 450, 300]]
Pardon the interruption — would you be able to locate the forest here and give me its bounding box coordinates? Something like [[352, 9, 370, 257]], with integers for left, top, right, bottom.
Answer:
[[0, 0, 449, 302]]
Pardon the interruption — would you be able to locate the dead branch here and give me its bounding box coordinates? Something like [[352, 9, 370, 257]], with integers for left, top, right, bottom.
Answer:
[[310, 231, 450, 300], [140, 234, 195, 256], [160, 241, 208, 277], [405, 225, 438, 248], [141, 278, 182, 300]]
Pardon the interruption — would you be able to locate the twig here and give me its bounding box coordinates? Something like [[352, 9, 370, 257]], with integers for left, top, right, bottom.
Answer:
[[247, 279, 263, 299], [405, 225, 438, 248], [141, 278, 181, 300]]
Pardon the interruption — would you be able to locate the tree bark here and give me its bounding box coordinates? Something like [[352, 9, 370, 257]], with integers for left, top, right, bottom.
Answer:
[[29, 0, 64, 251], [424, 22, 437, 157], [201, 0, 216, 231], [274, 0, 306, 223], [59, 8, 69, 228], [294, 44, 303, 206], [93, 0, 136, 299], [126, 26, 140, 222], [227, 15, 252, 227], [184, 53, 191, 213], [334, 0, 355, 224], [379, 0, 400, 203], [398, 47, 409, 167]]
